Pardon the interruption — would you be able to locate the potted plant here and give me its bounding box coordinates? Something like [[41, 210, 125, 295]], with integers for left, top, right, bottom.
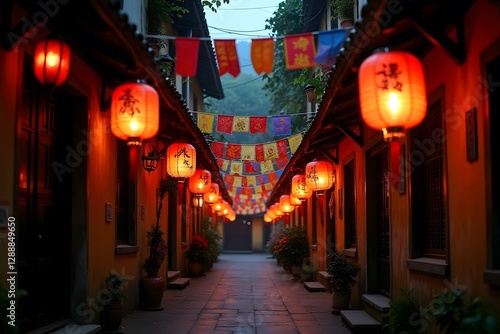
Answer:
[[101, 272, 127, 333], [184, 234, 210, 277], [300, 263, 316, 282], [326, 248, 361, 313], [383, 289, 421, 334], [273, 226, 309, 274], [201, 218, 222, 270], [331, 0, 355, 28], [140, 179, 169, 311]]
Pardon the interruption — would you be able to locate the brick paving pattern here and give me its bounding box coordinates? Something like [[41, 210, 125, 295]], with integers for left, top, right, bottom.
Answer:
[[121, 253, 353, 334]]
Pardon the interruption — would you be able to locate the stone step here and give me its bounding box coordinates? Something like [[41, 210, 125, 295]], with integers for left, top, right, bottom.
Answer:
[[52, 324, 101, 334], [362, 294, 390, 323], [167, 270, 181, 282], [340, 310, 382, 333], [167, 277, 191, 289], [303, 281, 325, 292]]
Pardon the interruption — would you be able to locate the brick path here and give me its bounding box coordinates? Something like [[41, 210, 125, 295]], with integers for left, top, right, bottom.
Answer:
[[121, 253, 353, 334]]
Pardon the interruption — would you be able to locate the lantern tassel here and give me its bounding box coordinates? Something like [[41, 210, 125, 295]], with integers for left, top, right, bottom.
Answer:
[[285, 214, 289, 226], [177, 182, 184, 205], [390, 138, 402, 190]]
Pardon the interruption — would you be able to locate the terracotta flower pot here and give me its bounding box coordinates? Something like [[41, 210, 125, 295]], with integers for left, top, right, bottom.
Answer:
[[101, 301, 122, 333], [188, 260, 204, 277], [331, 290, 352, 314], [140, 275, 164, 311]]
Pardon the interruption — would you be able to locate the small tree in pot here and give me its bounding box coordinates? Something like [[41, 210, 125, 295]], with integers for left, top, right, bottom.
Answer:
[[140, 178, 171, 311], [326, 248, 361, 313], [101, 273, 127, 333]]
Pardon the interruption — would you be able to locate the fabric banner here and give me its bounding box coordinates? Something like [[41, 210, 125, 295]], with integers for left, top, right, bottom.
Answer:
[[197, 112, 214, 133], [217, 158, 224, 169], [175, 37, 200, 77], [272, 116, 292, 136], [222, 159, 229, 172], [268, 172, 278, 184], [217, 115, 234, 134], [260, 160, 274, 174], [241, 145, 256, 161], [255, 144, 265, 162], [246, 175, 257, 187], [233, 175, 242, 187], [214, 39, 241, 77], [211, 141, 225, 158], [288, 133, 303, 154], [276, 139, 288, 158], [314, 29, 347, 67], [225, 143, 241, 159], [230, 162, 243, 176], [276, 156, 289, 169], [284, 33, 316, 70], [263, 142, 279, 160], [249, 116, 267, 134], [245, 161, 259, 174], [251, 38, 274, 75], [224, 174, 234, 185], [232, 116, 249, 132]]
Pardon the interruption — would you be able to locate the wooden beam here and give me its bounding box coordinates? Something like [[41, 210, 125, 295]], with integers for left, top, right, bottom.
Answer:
[[334, 122, 364, 147]]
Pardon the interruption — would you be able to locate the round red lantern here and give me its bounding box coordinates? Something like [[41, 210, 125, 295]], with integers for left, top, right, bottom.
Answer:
[[358, 49, 427, 140], [263, 214, 272, 223], [34, 38, 71, 86], [279, 195, 295, 214], [289, 194, 302, 207], [305, 160, 334, 194], [203, 183, 220, 204], [188, 169, 211, 195], [291, 174, 313, 201], [111, 80, 159, 145]]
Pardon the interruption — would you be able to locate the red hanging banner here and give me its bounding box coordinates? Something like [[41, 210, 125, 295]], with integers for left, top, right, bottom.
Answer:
[[251, 38, 274, 75], [284, 33, 316, 70], [175, 37, 200, 77], [214, 39, 241, 77]]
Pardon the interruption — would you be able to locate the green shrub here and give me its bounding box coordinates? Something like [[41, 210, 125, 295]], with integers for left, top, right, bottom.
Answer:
[[383, 289, 421, 334]]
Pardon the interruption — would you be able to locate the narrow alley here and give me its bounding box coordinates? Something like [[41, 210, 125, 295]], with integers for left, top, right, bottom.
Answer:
[[121, 254, 352, 334]]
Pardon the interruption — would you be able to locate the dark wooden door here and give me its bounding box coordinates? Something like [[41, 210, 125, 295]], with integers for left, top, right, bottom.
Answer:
[[17, 77, 72, 331], [223, 218, 252, 251]]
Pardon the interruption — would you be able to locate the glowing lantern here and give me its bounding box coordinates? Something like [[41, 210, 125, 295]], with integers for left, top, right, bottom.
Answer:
[[34, 38, 71, 86], [167, 142, 196, 204], [290, 194, 302, 207], [263, 214, 272, 223], [203, 183, 220, 205], [279, 195, 295, 226], [188, 169, 211, 207], [272, 204, 283, 218], [305, 160, 334, 194], [111, 80, 159, 145], [359, 49, 426, 188], [358, 49, 426, 140], [291, 174, 313, 201], [213, 200, 224, 213]]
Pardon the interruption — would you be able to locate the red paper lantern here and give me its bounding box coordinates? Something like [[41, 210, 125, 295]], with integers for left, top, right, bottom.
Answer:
[[166, 142, 196, 179], [34, 38, 71, 86], [291, 174, 313, 201], [263, 214, 272, 223], [188, 169, 211, 195], [305, 160, 334, 194], [111, 81, 159, 145], [203, 183, 220, 204], [358, 49, 426, 140], [289, 194, 302, 207], [279, 195, 295, 214]]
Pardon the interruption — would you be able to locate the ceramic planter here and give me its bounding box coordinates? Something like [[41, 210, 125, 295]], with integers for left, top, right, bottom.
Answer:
[[101, 301, 123, 333], [331, 290, 352, 314], [140, 275, 165, 311]]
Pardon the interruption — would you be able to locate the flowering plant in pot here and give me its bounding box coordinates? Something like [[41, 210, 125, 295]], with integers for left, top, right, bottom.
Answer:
[[326, 248, 361, 313], [184, 234, 210, 276], [140, 178, 170, 311]]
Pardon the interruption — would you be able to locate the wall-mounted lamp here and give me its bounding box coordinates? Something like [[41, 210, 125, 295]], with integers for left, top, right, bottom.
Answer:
[[142, 151, 160, 174], [304, 84, 316, 103]]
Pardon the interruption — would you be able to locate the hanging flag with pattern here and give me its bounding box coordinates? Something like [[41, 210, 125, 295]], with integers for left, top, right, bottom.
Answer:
[[288, 133, 303, 154], [225, 143, 241, 159], [217, 115, 234, 134], [263, 142, 279, 160], [272, 116, 292, 136], [197, 112, 214, 133], [211, 141, 225, 158], [284, 33, 316, 70], [230, 162, 243, 175], [232, 116, 249, 132], [251, 38, 274, 75], [245, 162, 259, 174], [241, 145, 256, 161], [214, 39, 241, 77], [250, 116, 267, 134], [255, 144, 265, 162], [276, 139, 288, 158]]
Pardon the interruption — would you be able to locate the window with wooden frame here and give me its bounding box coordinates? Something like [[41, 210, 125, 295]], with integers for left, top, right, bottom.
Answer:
[[407, 85, 449, 275]]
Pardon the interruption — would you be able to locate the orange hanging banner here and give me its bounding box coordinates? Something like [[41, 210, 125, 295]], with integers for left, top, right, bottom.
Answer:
[[284, 33, 316, 70], [251, 38, 274, 75], [214, 39, 241, 77]]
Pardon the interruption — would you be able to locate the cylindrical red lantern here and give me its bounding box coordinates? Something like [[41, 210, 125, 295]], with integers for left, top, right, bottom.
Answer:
[[358, 49, 427, 140], [279, 195, 295, 214], [305, 160, 334, 194], [166, 142, 196, 179], [263, 214, 272, 223], [188, 169, 211, 195], [34, 38, 71, 86], [291, 174, 313, 201], [289, 194, 302, 207], [111, 81, 159, 145]]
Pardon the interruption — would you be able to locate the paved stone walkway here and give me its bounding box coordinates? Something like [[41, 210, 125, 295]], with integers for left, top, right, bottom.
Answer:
[[121, 253, 353, 334]]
